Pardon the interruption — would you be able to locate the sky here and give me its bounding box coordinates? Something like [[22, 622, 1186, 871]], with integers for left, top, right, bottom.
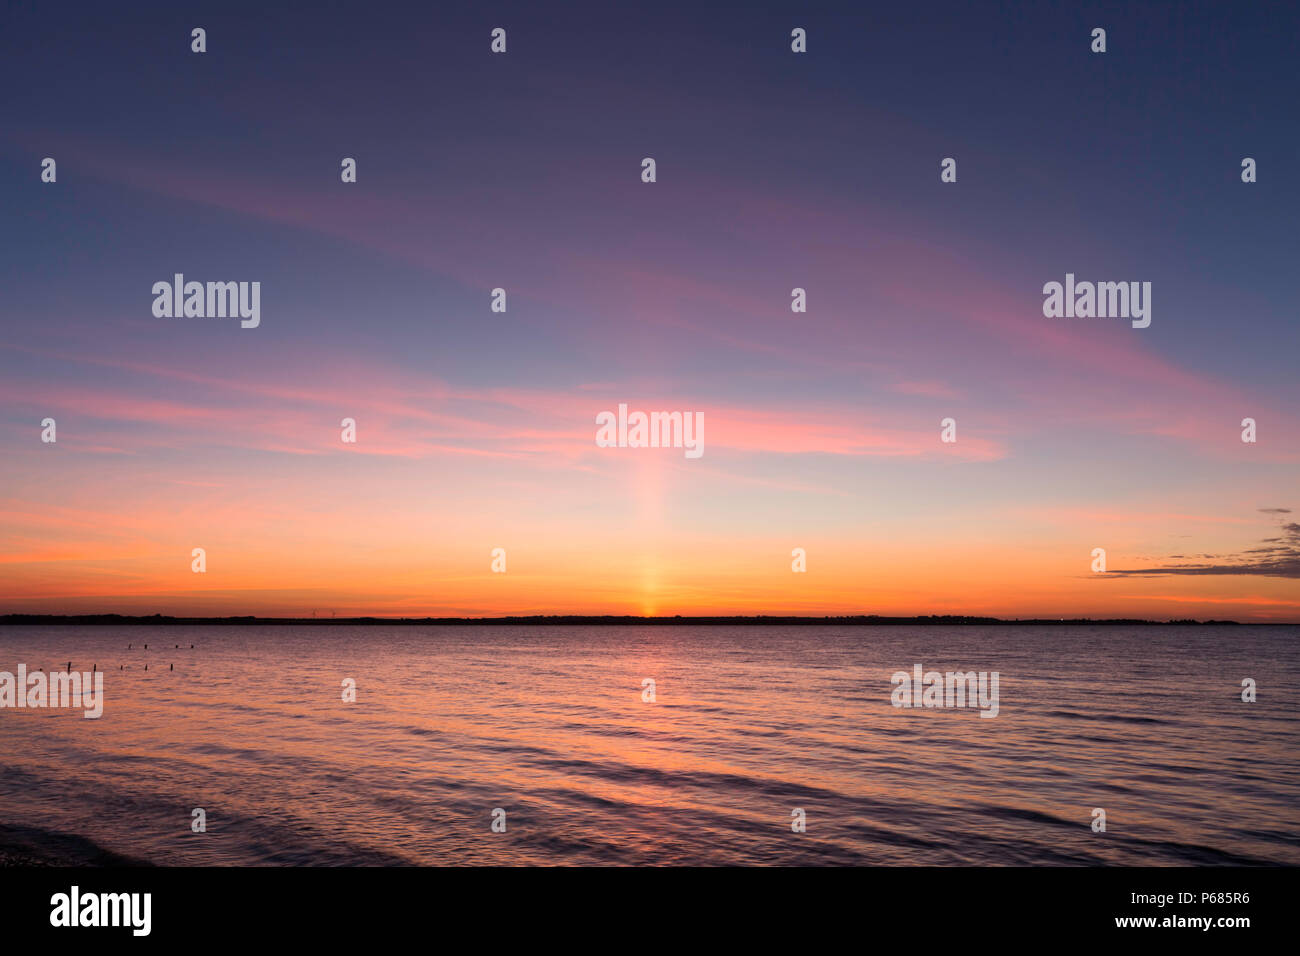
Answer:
[[1, 0, 1297, 620]]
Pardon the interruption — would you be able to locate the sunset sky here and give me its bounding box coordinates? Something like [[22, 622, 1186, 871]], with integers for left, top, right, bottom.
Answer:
[[2, 1, 1297, 620]]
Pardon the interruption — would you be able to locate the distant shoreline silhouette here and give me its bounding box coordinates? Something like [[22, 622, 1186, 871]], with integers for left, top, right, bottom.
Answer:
[[0, 613, 1278, 626]]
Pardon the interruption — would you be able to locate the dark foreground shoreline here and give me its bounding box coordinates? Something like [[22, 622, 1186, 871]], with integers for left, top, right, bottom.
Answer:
[[0, 614, 1270, 626], [0, 825, 149, 867]]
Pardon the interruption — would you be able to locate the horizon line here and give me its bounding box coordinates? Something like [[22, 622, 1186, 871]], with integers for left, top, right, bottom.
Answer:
[[1, 613, 1290, 626]]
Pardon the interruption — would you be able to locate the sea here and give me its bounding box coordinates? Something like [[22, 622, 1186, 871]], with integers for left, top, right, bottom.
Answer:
[[0, 624, 1296, 865]]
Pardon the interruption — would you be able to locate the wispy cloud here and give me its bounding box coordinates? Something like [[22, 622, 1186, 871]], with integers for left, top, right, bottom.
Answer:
[[1107, 512, 1300, 579]]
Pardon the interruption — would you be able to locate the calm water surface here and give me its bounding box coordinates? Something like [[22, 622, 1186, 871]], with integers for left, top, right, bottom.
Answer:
[[1, 625, 1296, 865]]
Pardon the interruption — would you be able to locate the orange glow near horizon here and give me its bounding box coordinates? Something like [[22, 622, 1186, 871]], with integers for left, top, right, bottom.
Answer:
[[4, 472, 1298, 620]]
